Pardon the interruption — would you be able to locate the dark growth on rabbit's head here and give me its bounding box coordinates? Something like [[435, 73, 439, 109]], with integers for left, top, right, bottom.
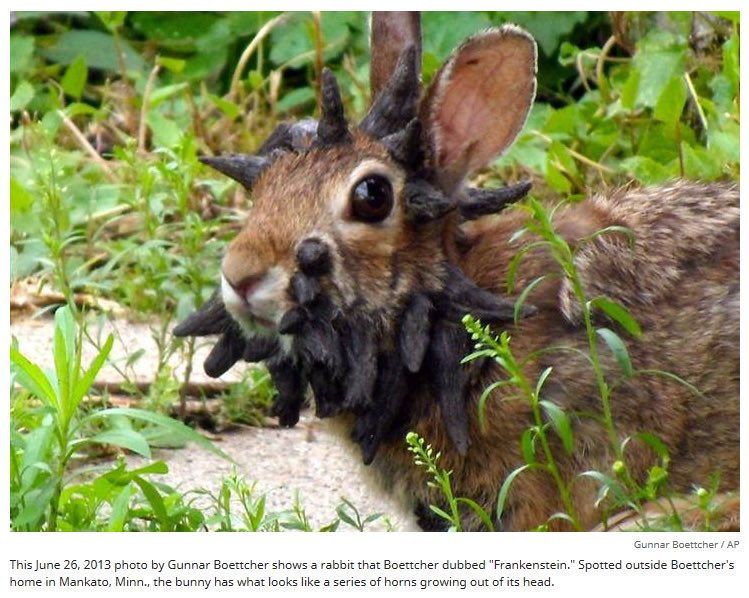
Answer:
[[181, 25, 538, 462]]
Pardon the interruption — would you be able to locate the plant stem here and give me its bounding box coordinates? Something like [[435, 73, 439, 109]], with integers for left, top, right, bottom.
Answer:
[[488, 333, 582, 531]]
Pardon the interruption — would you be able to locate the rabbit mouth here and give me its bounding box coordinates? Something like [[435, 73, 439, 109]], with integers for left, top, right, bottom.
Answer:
[[220, 270, 287, 335]]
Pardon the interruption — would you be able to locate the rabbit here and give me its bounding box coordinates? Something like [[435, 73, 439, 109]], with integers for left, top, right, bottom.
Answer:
[[175, 12, 739, 531]]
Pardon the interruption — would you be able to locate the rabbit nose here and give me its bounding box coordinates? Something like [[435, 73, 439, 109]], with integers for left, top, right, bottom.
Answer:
[[228, 273, 265, 303]]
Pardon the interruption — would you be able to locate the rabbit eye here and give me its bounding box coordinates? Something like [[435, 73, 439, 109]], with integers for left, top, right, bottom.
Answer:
[[350, 175, 394, 223]]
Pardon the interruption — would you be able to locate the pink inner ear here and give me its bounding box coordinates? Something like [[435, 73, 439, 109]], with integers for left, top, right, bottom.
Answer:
[[431, 31, 536, 189]]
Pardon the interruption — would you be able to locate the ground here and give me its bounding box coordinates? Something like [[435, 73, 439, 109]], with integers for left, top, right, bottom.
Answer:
[[10, 311, 416, 531]]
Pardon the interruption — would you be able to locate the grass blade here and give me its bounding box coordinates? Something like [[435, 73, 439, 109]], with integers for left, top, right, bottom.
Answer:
[[89, 407, 233, 461], [540, 399, 574, 455], [589, 297, 642, 338], [596, 327, 633, 377]]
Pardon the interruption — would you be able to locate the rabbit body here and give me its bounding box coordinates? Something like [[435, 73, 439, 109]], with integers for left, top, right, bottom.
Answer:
[[219, 133, 739, 531], [179, 15, 739, 530], [371, 180, 739, 530]]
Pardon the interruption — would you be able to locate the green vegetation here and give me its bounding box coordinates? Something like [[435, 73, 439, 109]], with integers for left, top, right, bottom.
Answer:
[[9, 11, 739, 531]]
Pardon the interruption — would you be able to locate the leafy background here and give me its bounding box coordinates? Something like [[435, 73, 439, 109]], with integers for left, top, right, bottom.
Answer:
[[8, 11, 740, 531]]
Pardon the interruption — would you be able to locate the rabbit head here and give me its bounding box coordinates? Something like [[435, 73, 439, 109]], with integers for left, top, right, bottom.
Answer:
[[218, 20, 535, 331], [183, 16, 538, 462]]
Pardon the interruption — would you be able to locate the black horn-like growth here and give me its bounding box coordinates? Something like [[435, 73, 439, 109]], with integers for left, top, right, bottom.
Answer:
[[359, 45, 420, 139], [460, 181, 533, 220], [316, 69, 352, 146], [198, 155, 271, 191], [381, 118, 422, 167]]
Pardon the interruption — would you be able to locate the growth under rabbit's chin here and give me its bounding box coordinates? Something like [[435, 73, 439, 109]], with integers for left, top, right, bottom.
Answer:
[[215, 240, 529, 463]]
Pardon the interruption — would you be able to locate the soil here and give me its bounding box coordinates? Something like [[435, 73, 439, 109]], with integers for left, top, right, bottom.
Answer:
[[10, 312, 417, 531]]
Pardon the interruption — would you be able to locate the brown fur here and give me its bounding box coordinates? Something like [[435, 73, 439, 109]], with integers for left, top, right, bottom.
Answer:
[[213, 18, 739, 531], [368, 180, 739, 530]]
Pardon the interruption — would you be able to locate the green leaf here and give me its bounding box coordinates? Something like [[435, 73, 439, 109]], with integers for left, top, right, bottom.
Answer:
[[131, 12, 222, 51], [132, 476, 169, 527], [654, 76, 687, 125], [429, 505, 454, 526], [72, 334, 114, 411], [20, 423, 55, 485], [619, 155, 673, 185], [148, 83, 190, 108], [41, 110, 63, 137], [106, 461, 169, 483], [276, 86, 315, 113], [423, 12, 491, 62], [514, 275, 549, 324], [209, 94, 241, 120], [501, 11, 588, 57], [580, 225, 636, 250], [633, 432, 671, 462], [108, 484, 134, 531], [477, 380, 510, 431], [147, 111, 183, 148], [635, 369, 703, 398], [64, 102, 98, 118], [88, 408, 233, 461], [335, 510, 355, 528], [647, 465, 668, 488], [708, 124, 740, 164], [10, 80, 35, 112], [318, 520, 341, 532], [247, 70, 265, 91], [588, 297, 642, 338], [40, 30, 146, 73], [545, 104, 579, 137], [13, 486, 55, 529], [682, 145, 724, 181], [579, 470, 630, 507], [596, 327, 633, 377], [620, 69, 640, 111], [10, 35, 35, 74], [722, 34, 739, 91], [455, 497, 494, 531], [95, 11, 127, 31], [506, 240, 547, 294], [269, 12, 353, 66], [535, 366, 554, 398], [10, 345, 59, 409], [10, 177, 34, 214], [89, 429, 151, 458], [156, 56, 186, 73], [540, 399, 574, 455], [713, 11, 740, 24], [497, 464, 533, 520], [632, 31, 686, 108], [520, 427, 538, 465], [53, 307, 77, 416], [545, 160, 572, 193], [61, 55, 88, 100]]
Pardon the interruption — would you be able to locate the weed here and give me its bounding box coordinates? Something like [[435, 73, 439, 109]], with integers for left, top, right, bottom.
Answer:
[[10, 305, 228, 531], [406, 432, 495, 531]]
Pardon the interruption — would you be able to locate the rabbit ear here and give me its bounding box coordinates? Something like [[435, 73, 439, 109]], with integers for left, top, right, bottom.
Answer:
[[423, 25, 537, 193], [369, 12, 421, 102]]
